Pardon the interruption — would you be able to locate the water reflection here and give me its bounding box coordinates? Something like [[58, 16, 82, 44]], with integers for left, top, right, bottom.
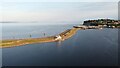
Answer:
[[56, 41, 62, 47]]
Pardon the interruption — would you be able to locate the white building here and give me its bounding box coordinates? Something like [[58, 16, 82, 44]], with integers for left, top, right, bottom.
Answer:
[[55, 35, 62, 41]]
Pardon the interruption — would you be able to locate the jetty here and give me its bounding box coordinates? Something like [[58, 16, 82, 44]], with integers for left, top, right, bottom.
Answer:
[[1, 19, 119, 48], [0, 28, 79, 48]]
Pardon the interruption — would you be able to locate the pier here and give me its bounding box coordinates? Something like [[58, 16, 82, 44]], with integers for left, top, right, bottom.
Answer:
[[1, 24, 114, 48], [0, 28, 79, 48]]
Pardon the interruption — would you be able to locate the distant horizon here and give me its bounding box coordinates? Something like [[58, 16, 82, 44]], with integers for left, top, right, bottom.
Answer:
[[0, 18, 118, 24]]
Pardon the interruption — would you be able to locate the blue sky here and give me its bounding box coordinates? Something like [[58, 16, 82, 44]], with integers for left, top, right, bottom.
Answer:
[[0, 0, 119, 24]]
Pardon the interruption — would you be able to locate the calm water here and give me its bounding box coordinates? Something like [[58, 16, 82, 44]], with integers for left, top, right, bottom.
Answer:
[[2, 23, 118, 66]]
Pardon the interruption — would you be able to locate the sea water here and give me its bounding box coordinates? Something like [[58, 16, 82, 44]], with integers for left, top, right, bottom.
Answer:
[[2, 23, 118, 66]]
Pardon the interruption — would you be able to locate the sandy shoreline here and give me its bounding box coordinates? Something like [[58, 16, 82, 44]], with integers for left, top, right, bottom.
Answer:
[[0, 28, 79, 48]]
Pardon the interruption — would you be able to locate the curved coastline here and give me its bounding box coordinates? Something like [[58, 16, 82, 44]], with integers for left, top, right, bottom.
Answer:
[[0, 28, 79, 48]]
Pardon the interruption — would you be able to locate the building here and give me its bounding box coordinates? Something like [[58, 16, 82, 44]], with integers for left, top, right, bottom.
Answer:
[[54, 35, 62, 41]]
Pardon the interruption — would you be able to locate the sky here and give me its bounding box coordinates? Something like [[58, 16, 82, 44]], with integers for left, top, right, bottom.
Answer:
[[0, 0, 119, 24]]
